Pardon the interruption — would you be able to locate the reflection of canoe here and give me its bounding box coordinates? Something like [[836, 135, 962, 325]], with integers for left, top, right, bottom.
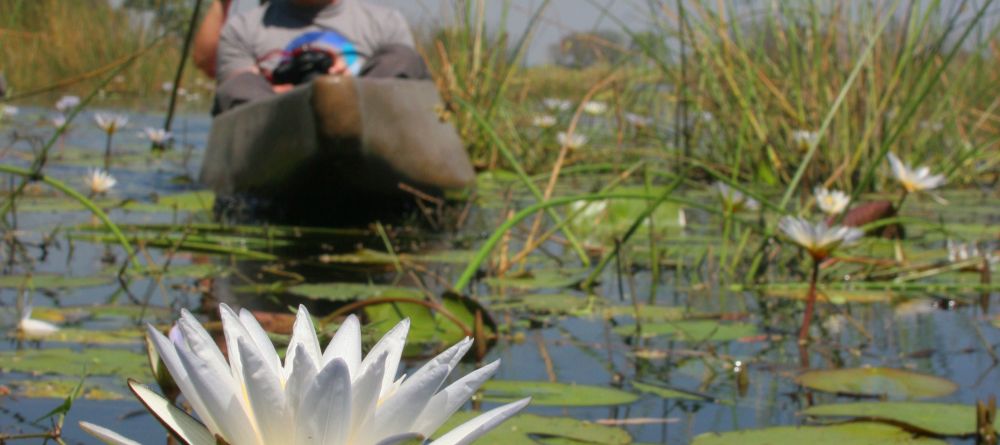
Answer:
[[200, 76, 474, 223]]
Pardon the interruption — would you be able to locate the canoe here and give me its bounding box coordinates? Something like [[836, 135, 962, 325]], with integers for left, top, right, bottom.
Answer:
[[200, 76, 475, 223]]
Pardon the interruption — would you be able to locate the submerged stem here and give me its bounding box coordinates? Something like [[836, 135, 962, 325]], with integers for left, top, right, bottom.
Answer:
[[798, 259, 821, 345]]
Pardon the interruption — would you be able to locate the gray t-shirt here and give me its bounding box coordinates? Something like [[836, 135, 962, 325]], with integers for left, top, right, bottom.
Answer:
[[217, 0, 415, 81]]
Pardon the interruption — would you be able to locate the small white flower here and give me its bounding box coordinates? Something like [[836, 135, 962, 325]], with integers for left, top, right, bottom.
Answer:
[[81, 305, 530, 445], [86, 169, 117, 195], [94, 113, 128, 134], [699, 111, 714, 123], [55, 95, 80, 112], [625, 113, 652, 128], [677, 208, 687, 228], [814, 186, 850, 216], [531, 115, 557, 128], [161, 82, 174, 93], [556, 131, 587, 149], [142, 127, 173, 144], [887, 152, 946, 192], [778, 216, 863, 260], [571, 200, 607, 220], [1, 105, 18, 117], [582, 100, 607, 115], [17, 306, 60, 338], [543, 98, 571, 112], [791, 129, 819, 150], [714, 182, 759, 213], [51, 114, 67, 129]]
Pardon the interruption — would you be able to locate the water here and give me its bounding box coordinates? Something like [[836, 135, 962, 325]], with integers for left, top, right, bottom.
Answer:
[[0, 107, 997, 444]]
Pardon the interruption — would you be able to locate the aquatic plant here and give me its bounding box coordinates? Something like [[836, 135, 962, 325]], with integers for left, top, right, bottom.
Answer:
[[557, 131, 587, 149], [543, 98, 572, 112], [778, 216, 863, 344], [1, 105, 17, 118], [532, 115, 557, 128], [813, 187, 849, 216], [142, 127, 173, 150], [16, 306, 60, 339], [51, 114, 67, 129], [582, 100, 608, 115], [714, 182, 759, 213], [94, 113, 128, 171], [80, 305, 529, 445], [85, 169, 116, 196], [887, 152, 946, 193], [55, 95, 80, 113], [790, 130, 819, 151]]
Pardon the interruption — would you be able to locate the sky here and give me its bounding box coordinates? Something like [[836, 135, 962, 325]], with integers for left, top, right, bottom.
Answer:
[[365, 0, 655, 65]]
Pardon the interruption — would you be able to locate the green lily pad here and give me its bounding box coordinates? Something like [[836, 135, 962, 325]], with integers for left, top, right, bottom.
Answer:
[[796, 368, 958, 399], [289, 283, 424, 302], [483, 268, 587, 290], [603, 305, 686, 321], [49, 327, 145, 345], [124, 191, 214, 213], [763, 288, 892, 304], [435, 413, 631, 444], [0, 348, 148, 379], [319, 249, 476, 265], [481, 380, 638, 407], [632, 381, 711, 401], [691, 422, 946, 444], [804, 402, 1000, 437], [9, 379, 125, 400], [614, 320, 757, 342], [0, 274, 110, 290]]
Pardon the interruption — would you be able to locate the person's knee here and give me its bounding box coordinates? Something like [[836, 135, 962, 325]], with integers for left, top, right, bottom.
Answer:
[[363, 44, 430, 79]]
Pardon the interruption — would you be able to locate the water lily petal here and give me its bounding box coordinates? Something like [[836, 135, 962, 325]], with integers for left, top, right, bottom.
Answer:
[[361, 318, 410, 397], [322, 314, 362, 376], [360, 357, 451, 442], [146, 324, 222, 437], [375, 433, 425, 445], [412, 360, 501, 437], [297, 357, 351, 445], [284, 305, 322, 379], [177, 310, 230, 384], [407, 337, 471, 385], [429, 398, 532, 445], [285, 343, 318, 420], [239, 308, 282, 378], [175, 331, 260, 445], [349, 351, 388, 439], [238, 336, 292, 444], [127, 381, 216, 445], [79, 421, 142, 445]]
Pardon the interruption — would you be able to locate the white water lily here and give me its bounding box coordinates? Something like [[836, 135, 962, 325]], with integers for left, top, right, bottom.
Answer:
[[813, 186, 849, 216], [556, 131, 587, 149], [531, 115, 557, 128], [94, 113, 128, 134], [625, 113, 652, 128], [55, 95, 80, 112], [542, 98, 571, 112], [778, 216, 863, 260], [1, 105, 17, 118], [582, 100, 607, 115], [16, 306, 60, 338], [887, 152, 946, 192], [86, 169, 116, 195], [142, 127, 173, 145], [791, 129, 819, 150], [714, 182, 759, 213], [51, 114, 67, 129], [81, 304, 529, 445]]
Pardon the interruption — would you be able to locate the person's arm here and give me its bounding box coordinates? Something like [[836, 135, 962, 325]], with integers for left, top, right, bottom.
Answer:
[[192, 0, 232, 79]]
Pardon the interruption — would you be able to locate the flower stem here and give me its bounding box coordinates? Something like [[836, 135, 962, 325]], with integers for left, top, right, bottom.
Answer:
[[798, 259, 821, 344], [103, 132, 113, 171], [893, 189, 909, 211]]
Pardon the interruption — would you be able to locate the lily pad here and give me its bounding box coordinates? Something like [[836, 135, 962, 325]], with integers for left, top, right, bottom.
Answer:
[[603, 305, 686, 321], [691, 422, 946, 444], [9, 379, 125, 400], [763, 288, 892, 304], [435, 412, 631, 444], [124, 191, 215, 213], [481, 380, 638, 407], [796, 368, 958, 399], [632, 381, 711, 401], [289, 283, 424, 302], [0, 348, 148, 379], [804, 402, 1000, 437], [614, 320, 757, 342], [0, 274, 110, 290], [363, 292, 491, 351], [49, 327, 145, 345], [484, 268, 587, 290]]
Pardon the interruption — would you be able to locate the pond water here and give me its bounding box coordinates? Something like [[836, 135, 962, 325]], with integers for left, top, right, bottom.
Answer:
[[0, 105, 997, 444]]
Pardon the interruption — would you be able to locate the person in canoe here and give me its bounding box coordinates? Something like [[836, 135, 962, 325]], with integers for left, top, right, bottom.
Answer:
[[206, 0, 430, 114]]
